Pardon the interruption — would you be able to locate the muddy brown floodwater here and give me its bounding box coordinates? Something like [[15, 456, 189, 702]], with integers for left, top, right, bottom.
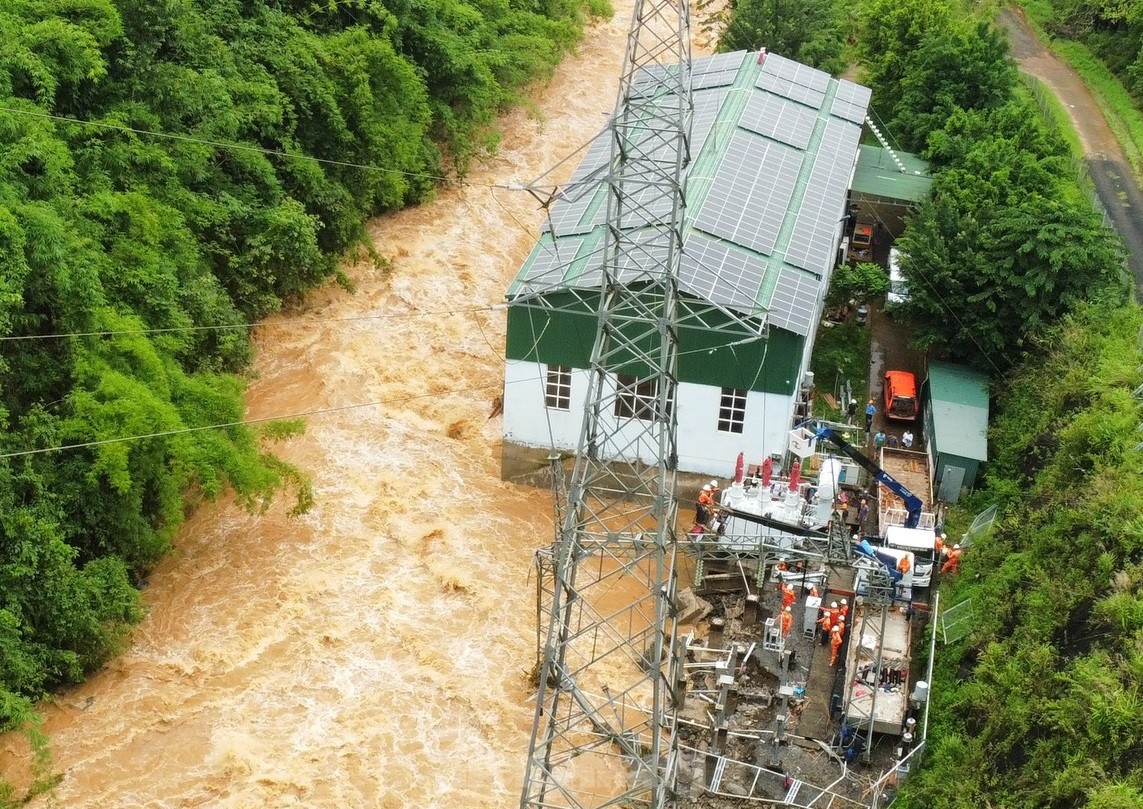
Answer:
[[0, 6, 721, 809]]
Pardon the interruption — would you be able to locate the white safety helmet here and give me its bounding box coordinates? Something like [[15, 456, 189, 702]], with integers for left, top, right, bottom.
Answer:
[[830, 601, 838, 609], [710, 480, 719, 488], [841, 598, 848, 605], [954, 544, 961, 550], [702, 484, 711, 491]]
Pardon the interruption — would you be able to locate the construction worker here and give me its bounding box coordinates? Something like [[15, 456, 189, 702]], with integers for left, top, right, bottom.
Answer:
[[897, 554, 911, 575], [695, 484, 713, 525], [781, 582, 797, 610], [838, 598, 849, 622], [940, 544, 962, 575], [935, 533, 948, 559], [829, 622, 845, 666], [818, 601, 837, 645], [780, 606, 793, 638]]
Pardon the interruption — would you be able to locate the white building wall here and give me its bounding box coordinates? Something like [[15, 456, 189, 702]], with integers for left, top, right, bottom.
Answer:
[[503, 359, 586, 452], [504, 360, 797, 477], [675, 384, 795, 476]]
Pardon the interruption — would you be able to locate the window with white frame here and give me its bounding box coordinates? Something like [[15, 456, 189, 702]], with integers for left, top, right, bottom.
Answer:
[[718, 388, 747, 433], [615, 374, 673, 420], [544, 365, 572, 410]]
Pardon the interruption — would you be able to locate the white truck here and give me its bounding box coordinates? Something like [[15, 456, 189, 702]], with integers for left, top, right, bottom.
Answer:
[[877, 448, 937, 588]]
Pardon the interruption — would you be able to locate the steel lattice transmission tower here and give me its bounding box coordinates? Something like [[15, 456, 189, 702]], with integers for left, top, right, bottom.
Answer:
[[518, 0, 693, 807]]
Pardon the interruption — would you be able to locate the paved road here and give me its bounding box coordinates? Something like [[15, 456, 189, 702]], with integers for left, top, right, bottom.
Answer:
[[998, 6, 1143, 296]]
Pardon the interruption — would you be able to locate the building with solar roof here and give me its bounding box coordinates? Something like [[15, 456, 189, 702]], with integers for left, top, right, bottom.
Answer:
[[501, 50, 872, 477]]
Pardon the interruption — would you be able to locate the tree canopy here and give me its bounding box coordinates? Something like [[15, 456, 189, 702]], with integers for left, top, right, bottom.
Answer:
[[0, 0, 597, 756], [891, 97, 1129, 372], [717, 0, 848, 75]]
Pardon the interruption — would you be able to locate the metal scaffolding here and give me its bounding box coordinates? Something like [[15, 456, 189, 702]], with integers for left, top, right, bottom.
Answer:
[[518, 0, 693, 805]]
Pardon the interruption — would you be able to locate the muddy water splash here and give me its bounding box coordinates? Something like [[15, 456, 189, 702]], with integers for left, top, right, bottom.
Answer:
[[1, 8, 719, 807]]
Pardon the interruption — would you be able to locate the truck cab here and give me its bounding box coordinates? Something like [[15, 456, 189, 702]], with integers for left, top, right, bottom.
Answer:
[[883, 370, 917, 421], [882, 525, 936, 588]]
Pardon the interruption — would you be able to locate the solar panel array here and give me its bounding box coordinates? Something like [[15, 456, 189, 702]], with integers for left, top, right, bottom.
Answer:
[[546, 131, 611, 237], [691, 51, 746, 91], [755, 53, 829, 109], [692, 130, 803, 255], [830, 80, 872, 124], [767, 265, 822, 336], [691, 86, 731, 155], [514, 50, 873, 332], [738, 92, 817, 150], [679, 231, 768, 312], [785, 118, 862, 274], [515, 234, 588, 293]]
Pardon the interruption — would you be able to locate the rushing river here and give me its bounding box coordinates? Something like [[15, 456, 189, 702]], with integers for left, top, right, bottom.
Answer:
[[0, 6, 719, 807]]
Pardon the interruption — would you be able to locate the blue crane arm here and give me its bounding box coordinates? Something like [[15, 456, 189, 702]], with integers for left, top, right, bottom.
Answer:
[[814, 427, 924, 529]]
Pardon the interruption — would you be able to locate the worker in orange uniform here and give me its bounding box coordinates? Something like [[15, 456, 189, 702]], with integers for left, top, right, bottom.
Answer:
[[818, 601, 837, 645], [897, 554, 911, 576], [695, 484, 714, 525], [781, 582, 797, 610], [829, 621, 845, 666], [838, 598, 849, 622], [780, 606, 793, 638], [940, 544, 962, 575], [934, 533, 947, 559]]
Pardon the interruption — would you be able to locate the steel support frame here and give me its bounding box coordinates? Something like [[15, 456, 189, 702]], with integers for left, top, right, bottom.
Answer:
[[519, 0, 693, 806]]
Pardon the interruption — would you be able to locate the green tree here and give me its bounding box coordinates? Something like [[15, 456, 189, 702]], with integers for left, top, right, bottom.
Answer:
[[889, 20, 1016, 151], [825, 261, 889, 309], [718, 0, 847, 75]]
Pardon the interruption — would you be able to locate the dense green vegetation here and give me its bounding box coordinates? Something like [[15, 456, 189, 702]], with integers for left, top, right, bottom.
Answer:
[[901, 303, 1143, 808], [839, 0, 1143, 805], [716, 0, 848, 75], [860, 0, 1129, 373], [0, 0, 596, 762]]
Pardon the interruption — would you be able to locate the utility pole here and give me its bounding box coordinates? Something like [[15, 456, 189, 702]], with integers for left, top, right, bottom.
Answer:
[[518, 0, 693, 805]]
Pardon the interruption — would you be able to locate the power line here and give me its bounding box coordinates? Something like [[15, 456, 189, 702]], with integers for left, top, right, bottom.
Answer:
[[0, 105, 560, 194], [0, 304, 507, 342], [0, 375, 539, 460]]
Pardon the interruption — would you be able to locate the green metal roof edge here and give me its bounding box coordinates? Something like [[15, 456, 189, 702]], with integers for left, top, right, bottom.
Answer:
[[851, 144, 932, 203]]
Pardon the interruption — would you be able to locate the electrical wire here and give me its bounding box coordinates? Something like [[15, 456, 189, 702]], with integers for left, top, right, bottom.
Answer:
[[0, 374, 546, 460], [0, 104, 561, 194], [0, 304, 507, 342]]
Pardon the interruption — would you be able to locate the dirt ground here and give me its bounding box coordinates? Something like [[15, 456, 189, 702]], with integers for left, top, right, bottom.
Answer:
[[997, 6, 1143, 296]]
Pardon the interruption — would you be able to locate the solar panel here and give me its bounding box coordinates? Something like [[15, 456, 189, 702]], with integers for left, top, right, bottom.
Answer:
[[766, 53, 830, 92], [680, 231, 768, 312], [693, 51, 748, 77], [693, 130, 803, 255], [785, 118, 861, 274], [515, 234, 587, 293], [692, 86, 731, 154], [766, 266, 822, 336], [738, 92, 818, 149], [755, 53, 830, 110], [830, 80, 872, 124]]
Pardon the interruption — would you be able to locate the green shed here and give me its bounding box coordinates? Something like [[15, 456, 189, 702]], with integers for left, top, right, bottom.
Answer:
[[921, 361, 988, 503]]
